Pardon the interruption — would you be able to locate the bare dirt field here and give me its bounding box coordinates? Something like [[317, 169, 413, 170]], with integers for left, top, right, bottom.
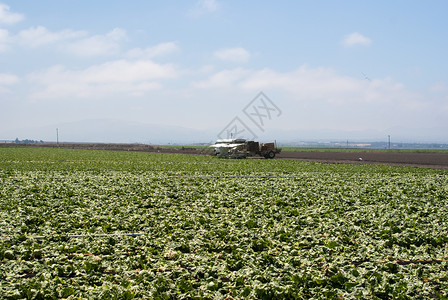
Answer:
[[2, 143, 448, 169], [276, 151, 448, 169]]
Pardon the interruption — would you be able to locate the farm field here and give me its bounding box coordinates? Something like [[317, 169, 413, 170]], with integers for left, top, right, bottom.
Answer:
[[1, 148, 448, 299], [2, 143, 448, 169]]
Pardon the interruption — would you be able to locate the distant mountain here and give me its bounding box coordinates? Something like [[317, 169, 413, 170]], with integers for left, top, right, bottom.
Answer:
[[2, 119, 446, 144], [1, 119, 216, 144], [262, 126, 448, 144]]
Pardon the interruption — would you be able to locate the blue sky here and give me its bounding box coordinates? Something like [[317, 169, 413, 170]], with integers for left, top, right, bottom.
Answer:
[[1, 1, 447, 143]]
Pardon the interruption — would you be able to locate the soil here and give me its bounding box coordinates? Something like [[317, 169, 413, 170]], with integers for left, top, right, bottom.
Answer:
[[2, 143, 448, 169], [276, 151, 448, 169]]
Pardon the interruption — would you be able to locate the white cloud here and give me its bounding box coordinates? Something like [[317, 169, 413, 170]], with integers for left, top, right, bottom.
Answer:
[[0, 73, 18, 84], [0, 73, 19, 93], [200, 0, 219, 12], [188, 0, 219, 17], [188, 65, 442, 133], [0, 3, 24, 24], [245, 67, 422, 108], [429, 82, 447, 93], [342, 32, 372, 47], [126, 42, 179, 59], [199, 64, 214, 73], [0, 28, 10, 51], [214, 47, 250, 63], [241, 67, 363, 99], [28, 59, 179, 99], [192, 68, 249, 88], [16, 26, 126, 56], [17, 26, 86, 47], [65, 28, 127, 56], [193, 65, 422, 109]]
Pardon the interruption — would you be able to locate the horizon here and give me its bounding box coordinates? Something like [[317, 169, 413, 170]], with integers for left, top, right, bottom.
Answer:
[[4, 134, 448, 150]]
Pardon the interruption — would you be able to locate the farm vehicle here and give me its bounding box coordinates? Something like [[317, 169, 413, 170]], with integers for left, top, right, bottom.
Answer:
[[210, 139, 281, 159]]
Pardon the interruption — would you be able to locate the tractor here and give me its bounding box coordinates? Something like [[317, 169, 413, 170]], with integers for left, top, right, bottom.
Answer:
[[210, 139, 281, 159]]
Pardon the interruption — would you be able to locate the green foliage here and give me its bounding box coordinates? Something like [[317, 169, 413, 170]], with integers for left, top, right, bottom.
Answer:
[[0, 148, 447, 298]]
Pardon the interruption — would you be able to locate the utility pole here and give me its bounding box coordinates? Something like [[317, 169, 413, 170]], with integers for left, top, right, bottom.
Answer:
[[56, 128, 59, 145], [388, 135, 391, 150]]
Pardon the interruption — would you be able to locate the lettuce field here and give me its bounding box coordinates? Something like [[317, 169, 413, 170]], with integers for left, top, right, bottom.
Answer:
[[1, 147, 448, 299]]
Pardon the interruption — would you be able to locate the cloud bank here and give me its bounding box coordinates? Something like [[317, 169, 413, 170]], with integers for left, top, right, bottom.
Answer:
[[28, 59, 179, 99]]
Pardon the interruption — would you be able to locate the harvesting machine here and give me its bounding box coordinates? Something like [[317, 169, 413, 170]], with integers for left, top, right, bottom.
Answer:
[[210, 139, 281, 159]]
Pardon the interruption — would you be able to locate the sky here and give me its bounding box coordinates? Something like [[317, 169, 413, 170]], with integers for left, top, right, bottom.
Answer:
[[1, 1, 447, 143]]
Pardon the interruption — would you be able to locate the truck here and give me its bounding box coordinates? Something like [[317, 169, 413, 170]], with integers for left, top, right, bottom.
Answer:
[[210, 139, 281, 159]]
